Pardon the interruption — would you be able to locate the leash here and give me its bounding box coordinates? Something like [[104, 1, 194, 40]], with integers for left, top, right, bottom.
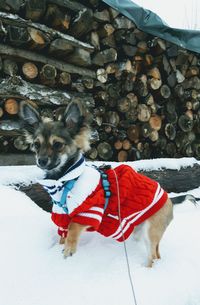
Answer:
[[112, 168, 138, 305]]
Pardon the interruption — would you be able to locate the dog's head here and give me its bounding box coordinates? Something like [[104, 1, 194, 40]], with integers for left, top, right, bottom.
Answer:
[[20, 101, 91, 177]]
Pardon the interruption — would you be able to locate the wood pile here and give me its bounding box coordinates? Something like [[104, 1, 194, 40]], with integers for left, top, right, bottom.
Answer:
[[0, 0, 200, 162]]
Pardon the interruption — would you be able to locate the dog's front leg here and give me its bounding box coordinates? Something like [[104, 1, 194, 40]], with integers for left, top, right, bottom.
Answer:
[[63, 222, 88, 258]]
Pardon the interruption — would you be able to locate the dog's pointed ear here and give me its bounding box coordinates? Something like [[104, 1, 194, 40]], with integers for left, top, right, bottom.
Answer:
[[63, 101, 83, 132], [19, 101, 41, 126]]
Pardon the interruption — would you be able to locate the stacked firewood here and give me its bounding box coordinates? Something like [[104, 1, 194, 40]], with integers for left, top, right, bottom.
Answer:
[[0, 0, 200, 162]]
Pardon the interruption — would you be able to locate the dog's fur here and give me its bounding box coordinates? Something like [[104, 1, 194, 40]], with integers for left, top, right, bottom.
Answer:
[[20, 101, 173, 267]]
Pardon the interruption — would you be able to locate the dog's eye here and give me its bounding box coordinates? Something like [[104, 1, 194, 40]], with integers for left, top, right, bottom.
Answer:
[[33, 141, 41, 150], [53, 142, 64, 150]]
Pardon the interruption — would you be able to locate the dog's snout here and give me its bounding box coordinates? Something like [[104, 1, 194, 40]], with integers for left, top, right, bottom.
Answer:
[[38, 157, 49, 168]]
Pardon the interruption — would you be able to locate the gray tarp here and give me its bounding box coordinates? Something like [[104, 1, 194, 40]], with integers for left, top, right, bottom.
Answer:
[[103, 0, 200, 54]]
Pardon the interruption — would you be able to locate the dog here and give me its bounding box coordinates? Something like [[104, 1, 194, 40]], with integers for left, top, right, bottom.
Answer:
[[20, 100, 173, 267]]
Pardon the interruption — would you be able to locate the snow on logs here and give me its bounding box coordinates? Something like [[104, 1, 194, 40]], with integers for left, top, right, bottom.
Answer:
[[0, 1, 200, 161]]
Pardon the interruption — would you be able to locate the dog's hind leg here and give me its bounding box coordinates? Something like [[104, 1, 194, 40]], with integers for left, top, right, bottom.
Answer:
[[144, 198, 173, 267]]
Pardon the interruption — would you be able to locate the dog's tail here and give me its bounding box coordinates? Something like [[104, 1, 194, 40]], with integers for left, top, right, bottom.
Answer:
[[170, 194, 200, 205]]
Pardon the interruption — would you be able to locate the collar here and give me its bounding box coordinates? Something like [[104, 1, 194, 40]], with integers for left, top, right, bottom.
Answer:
[[38, 154, 85, 189]]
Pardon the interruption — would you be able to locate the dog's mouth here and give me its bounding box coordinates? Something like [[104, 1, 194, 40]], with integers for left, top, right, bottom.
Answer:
[[36, 154, 69, 173], [36, 157, 61, 171]]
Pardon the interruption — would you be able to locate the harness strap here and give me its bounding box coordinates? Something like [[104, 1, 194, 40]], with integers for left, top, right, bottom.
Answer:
[[53, 179, 77, 214], [98, 168, 111, 211]]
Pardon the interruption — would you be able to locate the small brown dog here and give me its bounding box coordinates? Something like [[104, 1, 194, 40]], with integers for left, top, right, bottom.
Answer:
[[20, 100, 173, 267]]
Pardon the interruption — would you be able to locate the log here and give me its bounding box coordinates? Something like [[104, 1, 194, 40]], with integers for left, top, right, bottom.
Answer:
[[147, 67, 161, 80], [96, 68, 108, 83], [58, 72, 71, 86], [167, 44, 178, 58], [46, 0, 86, 12], [4, 98, 19, 115], [117, 97, 130, 113], [13, 135, 29, 151], [0, 107, 3, 118], [1, 0, 24, 12], [165, 142, 177, 157], [28, 27, 50, 50], [141, 122, 151, 138], [0, 151, 31, 165], [69, 8, 93, 38], [176, 70, 185, 83], [186, 66, 199, 78], [137, 41, 148, 54], [114, 139, 123, 150], [113, 16, 135, 29], [12, 163, 200, 213], [0, 77, 95, 107], [7, 25, 29, 46], [108, 7, 120, 19], [97, 142, 113, 160], [0, 137, 11, 153], [19, 183, 52, 213], [136, 74, 148, 97], [0, 20, 7, 38], [122, 139, 132, 150], [67, 48, 91, 67], [71, 79, 85, 93], [165, 123, 176, 140], [104, 111, 120, 127], [160, 84, 171, 99], [137, 104, 151, 122], [94, 9, 110, 23], [117, 150, 128, 162], [148, 78, 162, 90], [22, 62, 38, 80], [0, 129, 21, 137], [98, 23, 115, 38], [3, 59, 18, 76], [86, 147, 98, 160], [92, 48, 117, 66], [0, 119, 24, 131], [178, 114, 194, 132], [49, 39, 74, 57], [45, 4, 70, 31], [25, 0, 46, 21], [90, 31, 100, 50], [150, 38, 166, 55], [0, 44, 96, 78], [122, 44, 137, 57], [40, 64, 57, 86], [149, 130, 159, 142], [127, 125, 140, 143], [149, 115, 162, 131], [0, 12, 94, 52]]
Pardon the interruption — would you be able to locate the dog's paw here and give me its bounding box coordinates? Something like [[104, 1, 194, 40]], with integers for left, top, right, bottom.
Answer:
[[59, 236, 65, 245], [63, 244, 77, 258]]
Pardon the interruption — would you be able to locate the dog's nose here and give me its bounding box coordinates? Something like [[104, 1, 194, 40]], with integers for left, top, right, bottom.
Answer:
[[38, 157, 48, 168]]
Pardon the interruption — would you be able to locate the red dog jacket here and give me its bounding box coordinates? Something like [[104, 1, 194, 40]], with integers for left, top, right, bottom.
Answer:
[[40, 155, 168, 242]]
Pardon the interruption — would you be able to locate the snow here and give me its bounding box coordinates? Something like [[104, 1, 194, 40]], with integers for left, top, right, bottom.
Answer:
[[1, 159, 200, 305]]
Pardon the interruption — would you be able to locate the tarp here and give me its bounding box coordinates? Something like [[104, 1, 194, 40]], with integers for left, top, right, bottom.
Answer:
[[132, 0, 200, 30], [103, 0, 200, 54]]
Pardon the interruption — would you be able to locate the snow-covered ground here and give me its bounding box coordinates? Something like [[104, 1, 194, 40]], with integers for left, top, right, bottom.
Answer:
[[0, 158, 200, 305]]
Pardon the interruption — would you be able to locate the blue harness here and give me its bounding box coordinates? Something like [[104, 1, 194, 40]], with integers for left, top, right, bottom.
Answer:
[[52, 179, 77, 214], [98, 169, 111, 211], [53, 168, 111, 214]]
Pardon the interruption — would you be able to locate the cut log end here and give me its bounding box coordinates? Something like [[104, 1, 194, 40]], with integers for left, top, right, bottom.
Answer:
[[4, 99, 19, 115]]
